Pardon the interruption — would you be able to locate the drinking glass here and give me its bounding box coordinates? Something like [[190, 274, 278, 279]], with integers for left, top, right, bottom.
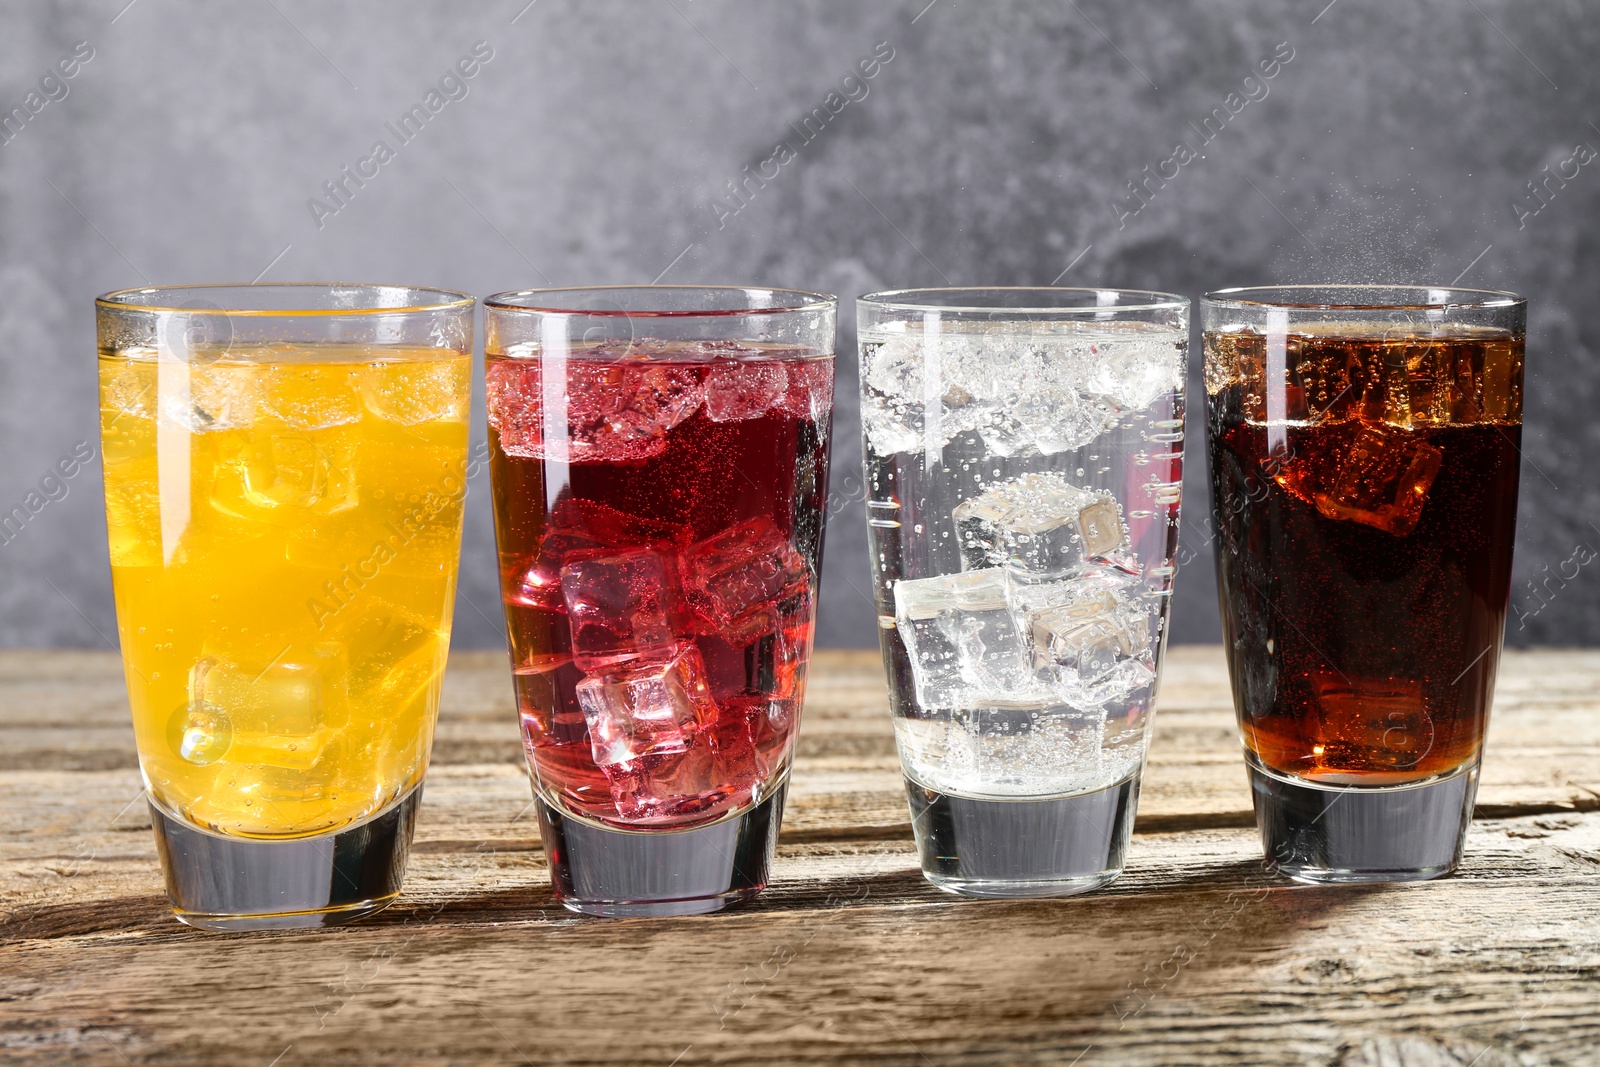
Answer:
[[1202, 285, 1525, 882], [484, 285, 835, 916], [858, 288, 1189, 896], [97, 283, 473, 929]]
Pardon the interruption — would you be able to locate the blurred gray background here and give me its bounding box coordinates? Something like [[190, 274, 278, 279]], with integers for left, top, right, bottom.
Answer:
[[2, 0, 1595, 651]]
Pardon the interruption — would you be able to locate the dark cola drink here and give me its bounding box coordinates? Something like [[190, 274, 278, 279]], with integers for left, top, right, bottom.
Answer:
[[1207, 326, 1523, 784]]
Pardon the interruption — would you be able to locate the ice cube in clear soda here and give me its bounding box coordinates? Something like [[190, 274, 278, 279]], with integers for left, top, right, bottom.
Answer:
[[953, 472, 1128, 578], [894, 569, 1042, 708]]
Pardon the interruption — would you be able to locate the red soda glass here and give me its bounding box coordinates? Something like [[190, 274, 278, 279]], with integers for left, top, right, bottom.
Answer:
[[483, 286, 835, 915]]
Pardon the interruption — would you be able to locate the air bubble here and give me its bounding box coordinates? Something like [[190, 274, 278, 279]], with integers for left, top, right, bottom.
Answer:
[[167, 700, 232, 765]]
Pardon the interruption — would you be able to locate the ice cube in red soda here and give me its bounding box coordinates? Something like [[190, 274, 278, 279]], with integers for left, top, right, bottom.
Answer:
[[575, 645, 770, 821], [560, 546, 682, 672], [682, 515, 811, 646], [704, 361, 788, 422], [575, 645, 718, 766], [507, 496, 690, 614], [485, 356, 705, 463], [604, 728, 767, 822], [775, 358, 835, 424]]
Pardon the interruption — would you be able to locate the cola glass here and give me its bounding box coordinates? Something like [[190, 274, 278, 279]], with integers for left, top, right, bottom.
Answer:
[[484, 286, 835, 916], [859, 288, 1188, 897], [1203, 286, 1525, 882]]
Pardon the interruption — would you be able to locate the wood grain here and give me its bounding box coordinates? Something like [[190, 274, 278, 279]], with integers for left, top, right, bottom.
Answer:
[[2, 648, 1598, 1066]]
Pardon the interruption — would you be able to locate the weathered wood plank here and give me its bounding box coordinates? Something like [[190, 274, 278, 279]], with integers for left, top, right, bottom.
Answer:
[[3, 648, 1598, 1066], [3, 814, 1597, 1065]]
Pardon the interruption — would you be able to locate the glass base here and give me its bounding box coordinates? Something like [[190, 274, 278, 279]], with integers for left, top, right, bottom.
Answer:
[[150, 784, 422, 931], [1248, 758, 1479, 884], [536, 783, 787, 917], [904, 772, 1140, 898]]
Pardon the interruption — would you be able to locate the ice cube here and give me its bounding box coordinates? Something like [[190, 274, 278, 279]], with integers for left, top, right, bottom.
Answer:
[[603, 726, 768, 822], [1013, 386, 1112, 455], [338, 606, 447, 709], [861, 391, 924, 455], [862, 328, 1180, 458], [507, 498, 691, 612], [1077, 335, 1185, 413], [211, 430, 360, 518], [575, 645, 717, 767], [259, 365, 363, 431], [561, 546, 681, 671], [359, 358, 468, 426], [157, 361, 257, 433], [1475, 337, 1521, 421], [566, 361, 704, 462], [1311, 671, 1433, 772], [681, 516, 810, 646], [726, 693, 794, 763], [1030, 592, 1154, 705], [485, 357, 545, 458], [1011, 573, 1124, 621], [577, 646, 770, 822], [749, 611, 810, 703], [774, 359, 835, 424], [704, 362, 787, 422], [893, 569, 1045, 709], [101, 359, 155, 423], [487, 357, 705, 463], [1312, 424, 1443, 537], [953, 472, 1129, 579], [862, 336, 999, 455], [508, 529, 598, 612], [188, 647, 349, 770]]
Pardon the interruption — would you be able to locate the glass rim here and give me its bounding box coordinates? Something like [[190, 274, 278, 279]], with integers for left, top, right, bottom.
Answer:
[[95, 282, 475, 316], [483, 284, 836, 317], [1202, 284, 1525, 312], [857, 286, 1190, 314]]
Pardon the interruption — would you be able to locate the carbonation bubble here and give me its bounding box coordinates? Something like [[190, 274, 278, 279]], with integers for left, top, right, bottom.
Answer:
[[167, 700, 232, 765]]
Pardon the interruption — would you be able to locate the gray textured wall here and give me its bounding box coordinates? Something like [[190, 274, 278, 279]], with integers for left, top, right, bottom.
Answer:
[[1, 0, 1595, 651]]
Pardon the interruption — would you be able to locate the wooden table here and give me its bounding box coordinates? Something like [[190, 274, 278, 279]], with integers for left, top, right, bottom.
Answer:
[[3, 647, 1597, 1066]]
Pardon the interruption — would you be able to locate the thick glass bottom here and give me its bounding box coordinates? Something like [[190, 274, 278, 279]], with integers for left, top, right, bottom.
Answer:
[[150, 784, 422, 931], [904, 772, 1140, 898], [1248, 756, 1479, 884], [536, 783, 787, 917]]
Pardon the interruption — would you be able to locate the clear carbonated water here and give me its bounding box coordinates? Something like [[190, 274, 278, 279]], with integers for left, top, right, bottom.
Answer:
[[862, 320, 1185, 801]]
